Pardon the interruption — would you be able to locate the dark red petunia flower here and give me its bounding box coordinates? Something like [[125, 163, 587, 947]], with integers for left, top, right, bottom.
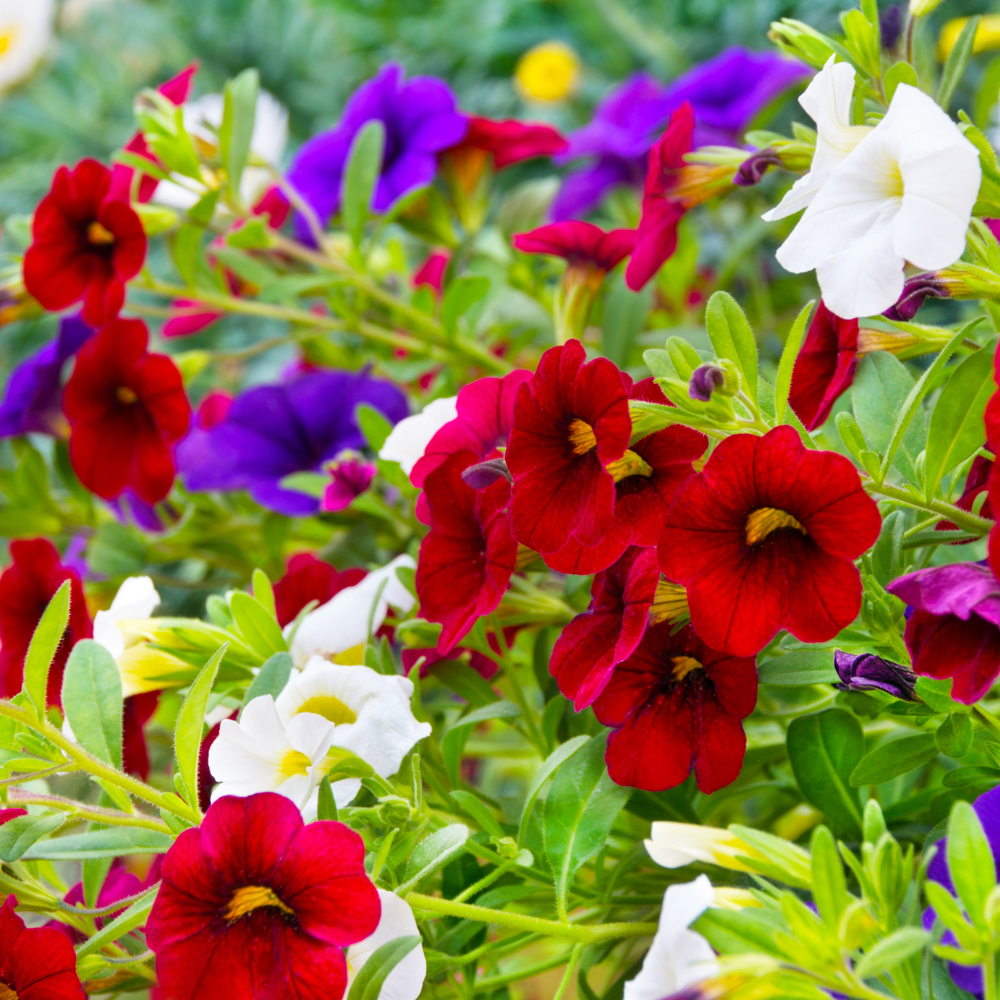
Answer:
[[24, 160, 147, 328], [0, 538, 93, 706], [416, 450, 518, 653], [63, 318, 191, 503], [123, 691, 160, 780], [0, 897, 85, 999], [513, 222, 636, 274], [593, 621, 758, 793], [787, 301, 860, 431], [507, 339, 632, 554], [550, 546, 659, 709], [146, 793, 381, 1000], [543, 379, 706, 574], [936, 455, 994, 541], [47, 860, 147, 944], [0, 809, 27, 825], [412, 249, 451, 297], [273, 553, 367, 628], [659, 426, 882, 657], [452, 116, 568, 170]]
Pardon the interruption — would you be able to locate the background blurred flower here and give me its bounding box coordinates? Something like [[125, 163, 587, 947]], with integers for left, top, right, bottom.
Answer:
[[514, 41, 580, 102], [320, 452, 377, 512], [346, 890, 426, 1000], [0, 896, 84, 1000], [0, 0, 56, 94], [379, 395, 458, 478], [273, 553, 366, 628], [938, 14, 1000, 61]]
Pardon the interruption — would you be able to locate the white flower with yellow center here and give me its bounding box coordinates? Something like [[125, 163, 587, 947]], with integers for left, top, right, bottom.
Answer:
[[0, 0, 55, 94], [644, 821, 759, 872], [347, 890, 426, 1000], [378, 397, 458, 477]]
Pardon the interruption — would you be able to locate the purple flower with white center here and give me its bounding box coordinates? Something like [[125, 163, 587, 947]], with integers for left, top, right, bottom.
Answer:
[[287, 63, 467, 243], [320, 451, 377, 512], [833, 650, 917, 701], [551, 48, 810, 221], [0, 314, 94, 437], [175, 369, 408, 516]]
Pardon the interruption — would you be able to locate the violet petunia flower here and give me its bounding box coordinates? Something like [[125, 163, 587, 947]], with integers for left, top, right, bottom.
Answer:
[[287, 63, 467, 243], [175, 369, 408, 516], [833, 650, 917, 701], [320, 452, 377, 512], [551, 48, 810, 220], [887, 562, 1000, 704], [0, 314, 94, 437]]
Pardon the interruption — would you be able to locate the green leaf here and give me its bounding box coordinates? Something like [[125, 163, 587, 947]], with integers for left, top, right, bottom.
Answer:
[[885, 61, 919, 103], [947, 800, 997, 929], [939, 16, 980, 111], [449, 789, 506, 839], [871, 510, 906, 587], [220, 68, 260, 203], [317, 776, 338, 821], [342, 120, 385, 245], [172, 223, 204, 287], [602, 274, 653, 367], [442, 701, 521, 785], [240, 651, 293, 717], [774, 300, 815, 425], [925, 340, 997, 498], [851, 733, 939, 786], [75, 886, 159, 958], [433, 659, 500, 708], [694, 906, 789, 958], [347, 936, 421, 1000], [757, 648, 837, 686], [518, 735, 590, 846], [22, 579, 72, 714], [916, 676, 965, 714], [787, 710, 863, 838], [62, 640, 123, 769], [356, 403, 393, 452], [0, 814, 64, 862], [704, 291, 759, 404], [226, 216, 273, 249], [229, 592, 287, 659], [854, 927, 931, 979], [252, 569, 277, 619], [937, 713, 975, 759], [399, 824, 469, 892], [22, 826, 172, 860], [442, 275, 490, 336], [810, 825, 848, 927], [174, 645, 226, 811]]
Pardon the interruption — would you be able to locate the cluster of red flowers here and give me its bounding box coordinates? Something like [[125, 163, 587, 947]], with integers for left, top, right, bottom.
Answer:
[[411, 339, 882, 792]]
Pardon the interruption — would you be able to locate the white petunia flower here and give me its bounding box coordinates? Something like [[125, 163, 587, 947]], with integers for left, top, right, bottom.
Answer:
[[623, 876, 719, 1000], [0, 0, 55, 94], [644, 822, 759, 872], [208, 694, 336, 811], [378, 397, 458, 476], [762, 57, 869, 222], [289, 555, 416, 667], [347, 890, 427, 1000], [93, 576, 161, 660], [767, 81, 982, 319]]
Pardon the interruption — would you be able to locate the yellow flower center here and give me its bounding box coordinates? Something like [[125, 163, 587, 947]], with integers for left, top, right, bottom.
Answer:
[[223, 885, 294, 923], [649, 579, 689, 626], [514, 41, 580, 102], [744, 507, 807, 546], [279, 749, 314, 780], [0, 27, 15, 58], [295, 694, 357, 726], [605, 449, 654, 483], [87, 221, 115, 245], [567, 418, 597, 455], [671, 656, 703, 681], [116, 386, 138, 405]]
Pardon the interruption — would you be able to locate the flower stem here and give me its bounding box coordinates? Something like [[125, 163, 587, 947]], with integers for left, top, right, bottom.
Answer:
[[486, 616, 546, 754], [864, 479, 995, 536], [7, 791, 173, 834], [552, 944, 585, 1000]]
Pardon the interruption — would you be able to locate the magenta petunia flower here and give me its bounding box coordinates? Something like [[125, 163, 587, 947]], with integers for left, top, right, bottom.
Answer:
[[320, 452, 377, 512]]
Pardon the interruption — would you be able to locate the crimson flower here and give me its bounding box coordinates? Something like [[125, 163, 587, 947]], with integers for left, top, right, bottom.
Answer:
[[659, 427, 882, 657], [543, 379, 705, 574], [451, 116, 568, 170], [416, 450, 517, 652], [506, 339, 632, 554], [146, 793, 381, 1000], [273, 553, 367, 628], [513, 222, 636, 273], [63, 318, 191, 503], [0, 897, 84, 1000], [0, 809, 26, 825], [23, 160, 147, 327], [550, 546, 659, 709], [0, 538, 93, 706], [412, 250, 451, 296], [887, 562, 1000, 704], [593, 621, 758, 793], [787, 301, 860, 431]]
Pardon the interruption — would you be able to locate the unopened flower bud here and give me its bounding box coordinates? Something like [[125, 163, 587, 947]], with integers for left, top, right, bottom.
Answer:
[[461, 457, 512, 489], [880, 4, 904, 49], [834, 650, 917, 701], [733, 149, 784, 187], [377, 795, 412, 826], [689, 364, 726, 401]]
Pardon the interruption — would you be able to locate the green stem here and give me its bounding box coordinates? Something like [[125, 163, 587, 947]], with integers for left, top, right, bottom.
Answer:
[[865, 479, 995, 536], [8, 791, 172, 834], [452, 860, 517, 904], [471, 951, 576, 994], [486, 616, 545, 754], [0, 761, 79, 788], [552, 944, 584, 1000], [985, 952, 997, 1000], [975, 705, 1000, 737], [57, 884, 161, 918]]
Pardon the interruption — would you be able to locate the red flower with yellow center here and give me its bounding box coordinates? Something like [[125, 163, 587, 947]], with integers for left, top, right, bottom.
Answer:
[[146, 793, 380, 1000], [659, 426, 882, 657], [0, 897, 84, 1000]]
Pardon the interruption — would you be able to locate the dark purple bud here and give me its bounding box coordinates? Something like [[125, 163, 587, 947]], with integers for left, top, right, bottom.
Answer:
[[689, 364, 726, 402], [834, 650, 918, 701], [733, 149, 784, 187], [882, 273, 949, 321], [880, 5, 903, 50], [461, 457, 511, 489]]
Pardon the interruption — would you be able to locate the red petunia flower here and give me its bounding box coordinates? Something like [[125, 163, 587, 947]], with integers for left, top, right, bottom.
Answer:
[[0, 809, 27, 825], [593, 621, 757, 793], [452, 116, 568, 170], [0, 897, 85, 1000], [63, 318, 191, 503], [659, 426, 882, 657], [412, 250, 451, 297], [787, 301, 860, 431], [985, 344, 1000, 578], [506, 339, 632, 554], [146, 793, 381, 1000], [550, 546, 659, 709], [273, 553, 367, 628], [416, 450, 518, 653], [513, 221, 636, 273], [123, 691, 160, 780], [23, 160, 147, 327], [543, 379, 706, 574], [0, 538, 93, 706]]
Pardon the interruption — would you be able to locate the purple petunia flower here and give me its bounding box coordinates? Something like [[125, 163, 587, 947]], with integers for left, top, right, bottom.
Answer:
[[175, 369, 408, 516], [833, 650, 917, 701], [0, 314, 94, 437], [287, 63, 467, 243], [551, 48, 810, 220]]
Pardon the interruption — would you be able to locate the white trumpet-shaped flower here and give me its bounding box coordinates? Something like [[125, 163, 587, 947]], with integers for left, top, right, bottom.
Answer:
[[0, 0, 55, 94], [644, 821, 759, 872], [378, 397, 458, 476], [93, 576, 161, 660], [766, 74, 981, 319], [347, 890, 427, 1000], [623, 876, 720, 1000]]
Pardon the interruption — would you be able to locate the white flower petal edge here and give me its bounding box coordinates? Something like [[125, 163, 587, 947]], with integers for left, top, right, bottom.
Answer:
[[347, 890, 427, 1000], [378, 396, 458, 476], [93, 576, 161, 661], [289, 555, 416, 664], [644, 822, 751, 871], [762, 57, 867, 222], [773, 83, 981, 319], [0, 0, 55, 94], [623, 876, 720, 1000]]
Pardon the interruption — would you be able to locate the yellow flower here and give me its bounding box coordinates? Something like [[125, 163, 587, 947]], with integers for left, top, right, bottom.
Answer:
[[938, 14, 1000, 61], [515, 42, 580, 102]]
